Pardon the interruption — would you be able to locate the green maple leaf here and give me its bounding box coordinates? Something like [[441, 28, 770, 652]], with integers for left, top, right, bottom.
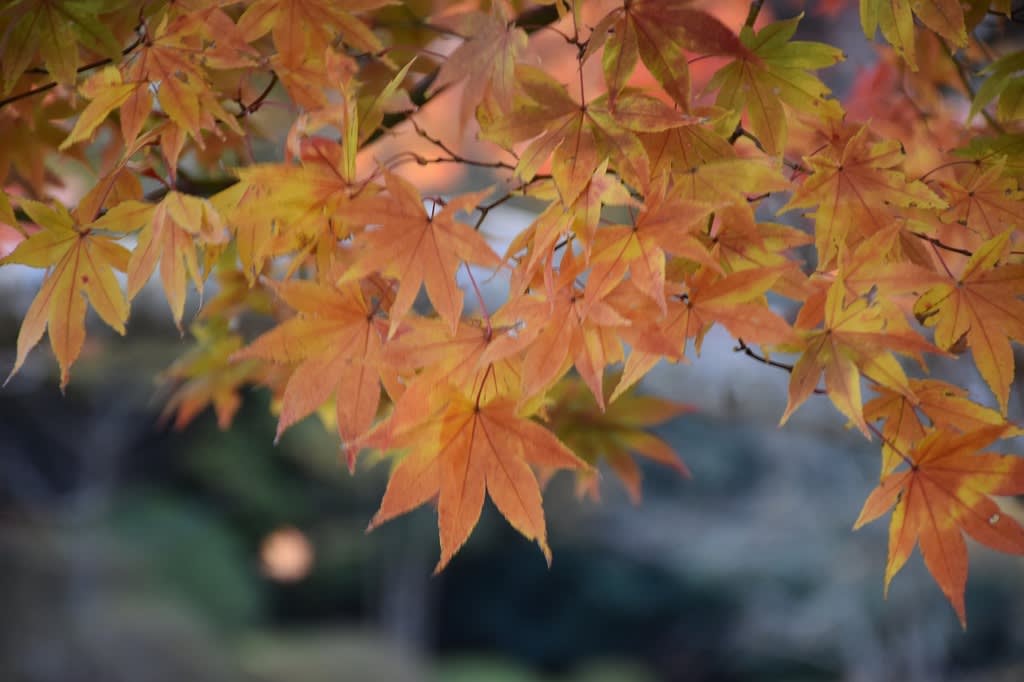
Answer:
[[708, 14, 844, 156], [0, 0, 122, 94]]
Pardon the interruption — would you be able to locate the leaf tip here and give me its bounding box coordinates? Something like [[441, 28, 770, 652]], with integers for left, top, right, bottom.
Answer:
[[343, 444, 358, 474]]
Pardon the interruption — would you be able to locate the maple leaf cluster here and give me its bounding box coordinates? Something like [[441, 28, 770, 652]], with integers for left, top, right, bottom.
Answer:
[[1, 0, 1024, 625]]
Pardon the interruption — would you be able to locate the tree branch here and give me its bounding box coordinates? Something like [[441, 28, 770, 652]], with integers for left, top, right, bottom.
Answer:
[[141, 3, 565, 202]]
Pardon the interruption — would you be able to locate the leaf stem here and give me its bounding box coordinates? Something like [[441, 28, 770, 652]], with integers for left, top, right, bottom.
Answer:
[[464, 263, 492, 340], [866, 421, 915, 468], [744, 0, 765, 28]]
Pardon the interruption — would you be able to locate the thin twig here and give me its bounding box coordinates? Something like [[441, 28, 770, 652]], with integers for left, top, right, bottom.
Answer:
[[236, 73, 278, 118], [409, 118, 518, 171], [0, 36, 143, 111], [733, 338, 826, 395], [911, 231, 974, 258], [474, 193, 517, 231]]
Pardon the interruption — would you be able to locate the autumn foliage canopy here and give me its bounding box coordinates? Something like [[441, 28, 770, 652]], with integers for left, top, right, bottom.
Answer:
[[2, 0, 1024, 627]]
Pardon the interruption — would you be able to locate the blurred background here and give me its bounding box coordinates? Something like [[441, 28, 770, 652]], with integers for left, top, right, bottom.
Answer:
[[4, 313, 1024, 682], [3, 1, 1024, 681]]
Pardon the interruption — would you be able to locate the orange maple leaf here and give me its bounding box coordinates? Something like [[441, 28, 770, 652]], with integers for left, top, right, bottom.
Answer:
[[368, 384, 587, 572], [232, 279, 389, 468], [584, 181, 718, 312], [782, 279, 936, 436], [589, 0, 748, 109], [429, 2, 527, 124], [865, 378, 1021, 475], [937, 158, 1024, 239], [2, 199, 131, 388], [782, 125, 946, 268], [479, 65, 661, 204], [504, 248, 633, 409], [93, 193, 227, 329], [341, 171, 500, 337], [913, 229, 1024, 414], [615, 264, 794, 401], [854, 426, 1024, 627], [507, 164, 637, 290], [238, 0, 393, 68], [381, 316, 533, 423], [712, 207, 814, 302], [64, 9, 252, 147]]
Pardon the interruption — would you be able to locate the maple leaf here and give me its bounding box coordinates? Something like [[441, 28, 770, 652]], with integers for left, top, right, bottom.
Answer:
[[709, 14, 844, 156], [865, 378, 1022, 475], [588, 0, 748, 109], [680, 157, 792, 205], [226, 137, 367, 280], [239, 0, 393, 68], [504, 249, 633, 409], [340, 171, 501, 337], [583, 180, 719, 312], [60, 66, 137, 150], [546, 374, 692, 504], [854, 426, 1024, 627], [615, 264, 794, 401], [1, 198, 131, 388], [232, 279, 389, 468], [429, 2, 527, 124], [781, 125, 946, 268], [642, 112, 738, 181], [913, 230, 1024, 414], [93, 193, 227, 329], [66, 10, 252, 147], [478, 65, 658, 204], [712, 207, 814, 302], [368, 385, 587, 571], [387, 314, 536, 403], [861, 0, 967, 71], [837, 226, 946, 300], [160, 319, 268, 430], [936, 159, 1024, 238], [0, 0, 122, 93], [507, 165, 637, 290], [781, 279, 936, 436], [971, 50, 1024, 124]]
